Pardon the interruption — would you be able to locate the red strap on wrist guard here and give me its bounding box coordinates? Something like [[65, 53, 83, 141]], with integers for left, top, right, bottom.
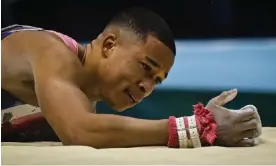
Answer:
[[193, 102, 217, 145]]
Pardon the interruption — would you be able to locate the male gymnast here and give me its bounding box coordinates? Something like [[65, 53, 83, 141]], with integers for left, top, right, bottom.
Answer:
[[1, 7, 261, 148]]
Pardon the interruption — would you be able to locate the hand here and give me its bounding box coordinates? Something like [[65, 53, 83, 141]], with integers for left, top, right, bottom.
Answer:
[[206, 89, 258, 147]]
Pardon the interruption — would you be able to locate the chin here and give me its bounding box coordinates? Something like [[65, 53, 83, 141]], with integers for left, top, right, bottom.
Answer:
[[114, 108, 126, 112], [111, 104, 135, 112], [111, 106, 126, 112], [107, 97, 138, 112], [108, 103, 126, 112]]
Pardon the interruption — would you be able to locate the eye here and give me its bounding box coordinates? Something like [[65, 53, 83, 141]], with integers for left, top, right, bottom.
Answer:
[[155, 77, 162, 85], [140, 62, 152, 71]]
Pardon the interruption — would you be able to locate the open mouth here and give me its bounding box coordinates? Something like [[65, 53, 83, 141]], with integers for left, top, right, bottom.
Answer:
[[126, 90, 137, 103]]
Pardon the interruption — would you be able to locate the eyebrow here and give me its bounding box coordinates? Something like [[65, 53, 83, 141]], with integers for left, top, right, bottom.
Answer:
[[146, 56, 160, 68], [145, 56, 168, 79]]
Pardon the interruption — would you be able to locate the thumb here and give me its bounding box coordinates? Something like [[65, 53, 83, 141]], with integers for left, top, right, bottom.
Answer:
[[212, 89, 238, 106]]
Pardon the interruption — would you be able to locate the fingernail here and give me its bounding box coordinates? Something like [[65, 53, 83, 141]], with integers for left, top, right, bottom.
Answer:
[[228, 89, 237, 93]]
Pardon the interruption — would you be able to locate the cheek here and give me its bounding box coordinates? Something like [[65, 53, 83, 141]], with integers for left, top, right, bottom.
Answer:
[[103, 59, 131, 83], [124, 60, 145, 80], [106, 50, 145, 83]]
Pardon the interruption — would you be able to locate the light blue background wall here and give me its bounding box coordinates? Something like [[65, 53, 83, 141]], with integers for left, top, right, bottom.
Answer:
[[159, 38, 276, 93]]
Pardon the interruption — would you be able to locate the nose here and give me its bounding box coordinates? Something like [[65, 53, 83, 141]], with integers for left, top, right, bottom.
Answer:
[[138, 80, 154, 96]]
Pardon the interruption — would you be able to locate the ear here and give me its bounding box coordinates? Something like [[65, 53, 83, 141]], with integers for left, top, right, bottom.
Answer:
[[102, 33, 117, 58]]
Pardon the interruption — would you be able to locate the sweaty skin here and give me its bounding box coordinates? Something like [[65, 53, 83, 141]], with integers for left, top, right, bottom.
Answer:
[[1, 29, 258, 148]]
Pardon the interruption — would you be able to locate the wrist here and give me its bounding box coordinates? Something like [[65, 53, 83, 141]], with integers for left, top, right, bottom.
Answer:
[[167, 115, 202, 148], [167, 116, 178, 148], [167, 102, 217, 148]]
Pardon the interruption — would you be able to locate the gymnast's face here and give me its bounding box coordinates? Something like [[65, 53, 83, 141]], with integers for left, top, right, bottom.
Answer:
[[98, 33, 175, 111]]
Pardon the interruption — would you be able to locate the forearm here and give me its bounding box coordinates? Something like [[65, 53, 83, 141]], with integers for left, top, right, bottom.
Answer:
[[72, 114, 169, 148]]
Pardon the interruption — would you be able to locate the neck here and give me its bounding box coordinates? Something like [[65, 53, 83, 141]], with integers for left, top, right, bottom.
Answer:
[[81, 43, 103, 102]]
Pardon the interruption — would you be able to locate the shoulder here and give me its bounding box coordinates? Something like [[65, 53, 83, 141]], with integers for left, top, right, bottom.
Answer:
[[25, 31, 85, 85], [45, 30, 80, 55], [23, 31, 82, 66]]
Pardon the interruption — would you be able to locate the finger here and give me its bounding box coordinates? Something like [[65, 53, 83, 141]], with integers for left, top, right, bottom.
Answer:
[[212, 89, 238, 106], [236, 138, 256, 147], [240, 105, 257, 113], [241, 129, 257, 138], [241, 105, 262, 137], [240, 105, 259, 120], [239, 118, 258, 131], [236, 108, 255, 122]]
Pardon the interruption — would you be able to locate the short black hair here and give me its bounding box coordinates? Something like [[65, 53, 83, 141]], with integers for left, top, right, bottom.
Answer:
[[106, 7, 176, 55]]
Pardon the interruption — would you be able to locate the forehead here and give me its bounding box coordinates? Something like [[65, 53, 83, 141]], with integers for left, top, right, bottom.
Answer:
[[140, 35, 175, 72]]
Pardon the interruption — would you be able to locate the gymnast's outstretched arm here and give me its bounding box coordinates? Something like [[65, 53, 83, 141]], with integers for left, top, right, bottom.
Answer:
[[36, 74, 170, 148], [37, 79, 169, 148]]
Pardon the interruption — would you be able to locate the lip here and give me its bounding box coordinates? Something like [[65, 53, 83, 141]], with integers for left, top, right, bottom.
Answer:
[[127, 90, 138, 103], [126, 89, 143, 104]]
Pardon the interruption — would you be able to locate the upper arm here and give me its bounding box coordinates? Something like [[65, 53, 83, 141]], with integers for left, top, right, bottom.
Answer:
[[30, 34, 92, 143]]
